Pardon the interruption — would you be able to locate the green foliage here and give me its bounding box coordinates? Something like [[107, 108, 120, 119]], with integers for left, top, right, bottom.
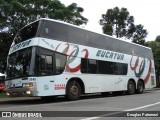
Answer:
[[0, 0, 88, 73], [132, 24, 148, 45], [100, 7, 148, 44], [155, 35, 160, 42], [0, 93, 7, 98]]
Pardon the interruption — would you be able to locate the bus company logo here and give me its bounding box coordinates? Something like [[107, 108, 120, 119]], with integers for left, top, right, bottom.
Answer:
[[96, 50, 124, 61], [130, 56, 152, 84], [55, 84, 65, 90], [55, 43, 89, 73], [11, 40, 32, 52]]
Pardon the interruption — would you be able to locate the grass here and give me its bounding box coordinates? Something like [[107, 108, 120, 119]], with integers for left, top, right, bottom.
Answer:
[[0, 92, 7, 98]]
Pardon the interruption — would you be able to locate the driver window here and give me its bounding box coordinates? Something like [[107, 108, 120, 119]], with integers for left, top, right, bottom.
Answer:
[[40, 55, 53, 75]]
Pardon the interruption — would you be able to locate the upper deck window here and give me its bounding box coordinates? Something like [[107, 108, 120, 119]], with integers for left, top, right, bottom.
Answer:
[[40, 21, 68, 42], [14, 21, 39, 44]]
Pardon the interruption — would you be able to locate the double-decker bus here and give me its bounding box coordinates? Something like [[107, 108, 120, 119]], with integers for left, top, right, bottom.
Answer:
[[5, 18, 156, 100]]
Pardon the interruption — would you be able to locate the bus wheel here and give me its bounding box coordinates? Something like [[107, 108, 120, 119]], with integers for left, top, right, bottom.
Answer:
[[136, 81, 144, 94], [66, 81, 81, 100], [127, 80, 135, 95]]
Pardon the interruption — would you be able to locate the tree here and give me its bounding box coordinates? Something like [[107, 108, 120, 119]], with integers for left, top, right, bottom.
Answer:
[[99, 7, 148, 44], [0, 0, 88, 73], [132, 24, 148, 45], [155, 35, 160, 42]]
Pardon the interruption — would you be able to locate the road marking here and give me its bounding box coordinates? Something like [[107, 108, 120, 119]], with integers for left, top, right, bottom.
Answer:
[[124, 101, 160, 111], [80, 117, 99, 120], [80, 101, 160, 120]]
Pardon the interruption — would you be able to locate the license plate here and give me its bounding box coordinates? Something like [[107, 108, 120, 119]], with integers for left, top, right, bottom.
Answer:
[[12, 92, 18, 96]]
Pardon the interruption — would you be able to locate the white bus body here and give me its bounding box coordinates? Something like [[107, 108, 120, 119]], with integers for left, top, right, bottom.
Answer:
[[5, 18, 156, 100]]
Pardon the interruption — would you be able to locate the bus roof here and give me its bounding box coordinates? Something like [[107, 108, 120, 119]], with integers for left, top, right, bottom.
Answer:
[[22, 18, 151, 50], [38, 18, 151, 50]]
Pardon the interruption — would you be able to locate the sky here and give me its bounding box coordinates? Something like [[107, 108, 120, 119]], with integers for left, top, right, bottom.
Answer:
[[60, 0, 160, 41]]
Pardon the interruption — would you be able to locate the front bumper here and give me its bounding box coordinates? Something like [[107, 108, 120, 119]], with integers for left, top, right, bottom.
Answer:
[[5, 87, 37, 97]]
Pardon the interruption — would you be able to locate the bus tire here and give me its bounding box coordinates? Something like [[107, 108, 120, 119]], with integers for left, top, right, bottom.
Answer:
[[136, 81, 144, 94], [66, 81, 81, 100], [127, 80, 135, 95]]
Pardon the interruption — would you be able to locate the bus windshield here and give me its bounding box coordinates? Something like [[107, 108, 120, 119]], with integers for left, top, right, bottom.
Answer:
[[6, 47, 35, 79], [14, 21, 39, 44]]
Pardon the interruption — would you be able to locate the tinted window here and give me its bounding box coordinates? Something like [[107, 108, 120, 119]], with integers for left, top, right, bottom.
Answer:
[[111, 38, 120, 52], [103, 36, 115, 51], [36, 47, 67, 76], [147, 49, 153, 59], [88, 59, 98, 74], [114, 63, 128, 75], [132, 44, 141, 56], [81, 58, 128, 75], [55, 53, 67, 75], [40, 55, 53, 75], [140, 47, 146, 58], [81, 58, 88, 73], [46, 56, 53, 70], [36, 47, 54, 76], [89, 32, 106, 49], [14, 21, 39, 44], [140, 47, 153, 59], [98, 60, 114, 74], [39, 20, 153, 59], [40, 55, 45, 70], [41, 21, 68, 42], [7, 48, 33, 78], [68, 26, 89, 45], [119, 41, 132, 54]]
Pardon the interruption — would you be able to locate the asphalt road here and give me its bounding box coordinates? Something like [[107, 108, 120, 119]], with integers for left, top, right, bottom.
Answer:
[[0, 89, 160, 120]]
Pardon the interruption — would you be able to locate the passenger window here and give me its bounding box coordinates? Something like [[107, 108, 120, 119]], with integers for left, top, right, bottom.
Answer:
[[88, 59, 98, 74], [114, 63, 128, 75], [81, 58, 88, 73], [41, 21, 68, 42], [81, 58, 128, 75], [98, 61, 114, 74]]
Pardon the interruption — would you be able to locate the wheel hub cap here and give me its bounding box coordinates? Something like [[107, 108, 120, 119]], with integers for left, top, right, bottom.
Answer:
[[70, 86, 78, 96]]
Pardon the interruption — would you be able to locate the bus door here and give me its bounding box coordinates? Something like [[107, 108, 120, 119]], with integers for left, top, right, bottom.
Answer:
[[37, 76, 55, 96], [36, 52, 55, 96]]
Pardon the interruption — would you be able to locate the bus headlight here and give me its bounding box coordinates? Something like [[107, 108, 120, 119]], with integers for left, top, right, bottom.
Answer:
[[6, 92, 10, 96], [26, 91, 31, 95]]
